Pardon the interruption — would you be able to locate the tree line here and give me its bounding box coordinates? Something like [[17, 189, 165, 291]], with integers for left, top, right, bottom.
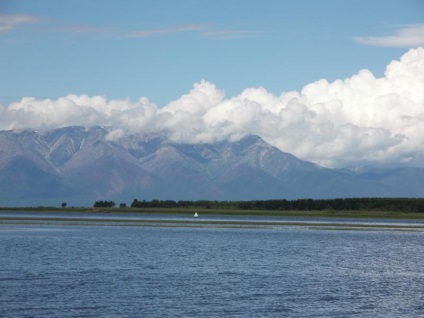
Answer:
[[130, 199, 214, 209], [93, 200, 116, 208], [237, 198, 424, 212], [126, 197, 424, 212]]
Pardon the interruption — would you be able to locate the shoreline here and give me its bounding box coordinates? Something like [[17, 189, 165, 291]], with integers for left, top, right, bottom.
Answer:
[[0, 209, 424, 232], [1, 207, 424, 220]]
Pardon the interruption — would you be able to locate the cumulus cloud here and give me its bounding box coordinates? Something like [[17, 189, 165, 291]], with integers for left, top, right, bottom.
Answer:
[[1, 95, 157, 135], [1, 48, 424, 168], [354, 24, 424, 48]]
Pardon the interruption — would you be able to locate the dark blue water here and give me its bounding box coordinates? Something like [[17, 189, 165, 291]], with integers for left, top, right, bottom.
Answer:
[[1, 220, 423, 317]]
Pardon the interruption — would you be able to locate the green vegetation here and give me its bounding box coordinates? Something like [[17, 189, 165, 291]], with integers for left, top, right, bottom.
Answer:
[[130, 198, 424, 213], [93, 200, 116, 208], [2, 198, 424, 219]]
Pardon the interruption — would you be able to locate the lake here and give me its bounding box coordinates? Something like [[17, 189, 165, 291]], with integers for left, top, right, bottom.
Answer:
[[1, 212, 423, 317]]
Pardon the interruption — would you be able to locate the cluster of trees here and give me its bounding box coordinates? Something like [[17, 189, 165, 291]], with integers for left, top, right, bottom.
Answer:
[[237, 198, 424, 212], [128, 197, 424, 212], [91, 197, 424, 212], [93, 200, 116, 208], [130, 199, 214, 208]]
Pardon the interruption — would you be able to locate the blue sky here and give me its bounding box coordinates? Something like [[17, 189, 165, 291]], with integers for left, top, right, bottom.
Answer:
[[1, 0, 423, 107]]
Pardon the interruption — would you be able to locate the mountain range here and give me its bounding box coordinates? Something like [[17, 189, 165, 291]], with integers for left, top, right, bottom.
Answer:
[[1, 126, 424, 207]]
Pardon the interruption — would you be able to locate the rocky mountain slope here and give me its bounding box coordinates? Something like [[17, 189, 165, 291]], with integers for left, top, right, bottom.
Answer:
[[1, 126, 423, 206]]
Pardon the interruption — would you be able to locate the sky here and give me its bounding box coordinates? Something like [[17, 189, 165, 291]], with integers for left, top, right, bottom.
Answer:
[[1, 0, 424, 168]]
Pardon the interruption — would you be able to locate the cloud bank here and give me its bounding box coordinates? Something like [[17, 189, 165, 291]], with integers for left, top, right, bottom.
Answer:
[[1, 48, 424, 168]]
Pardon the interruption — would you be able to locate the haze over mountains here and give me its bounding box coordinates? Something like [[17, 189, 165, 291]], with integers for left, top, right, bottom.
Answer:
[[1, 126, 424, 207]]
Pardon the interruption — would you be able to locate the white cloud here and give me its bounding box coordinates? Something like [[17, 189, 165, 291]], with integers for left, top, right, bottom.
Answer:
[[127, 24, 264, 40], [1, 48, 424, 168], [202, 29, 262, 40], [0, 14, 42, 33], [354, 24, 424, 48], [0, 14, 261, 40], [1, 95, 157, 134], [128, 24, 205, 38]]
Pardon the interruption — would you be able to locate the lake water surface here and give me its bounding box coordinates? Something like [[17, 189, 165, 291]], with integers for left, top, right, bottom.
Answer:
[[1, 212, 423, 317]]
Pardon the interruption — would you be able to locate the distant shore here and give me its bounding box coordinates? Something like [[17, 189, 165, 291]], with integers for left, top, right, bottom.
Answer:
[[1, 206, 424, 220], [1, 208, 424, 232]]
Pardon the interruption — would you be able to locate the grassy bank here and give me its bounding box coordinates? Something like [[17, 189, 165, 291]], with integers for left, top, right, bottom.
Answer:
[[2, 206, 424, 220]]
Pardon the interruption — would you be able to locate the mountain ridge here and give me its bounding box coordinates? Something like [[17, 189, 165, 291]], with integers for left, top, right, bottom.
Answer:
[[1, 126, 423, 206]]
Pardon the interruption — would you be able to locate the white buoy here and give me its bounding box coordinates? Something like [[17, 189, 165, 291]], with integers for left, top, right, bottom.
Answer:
[[194, 212, 198, 218]]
